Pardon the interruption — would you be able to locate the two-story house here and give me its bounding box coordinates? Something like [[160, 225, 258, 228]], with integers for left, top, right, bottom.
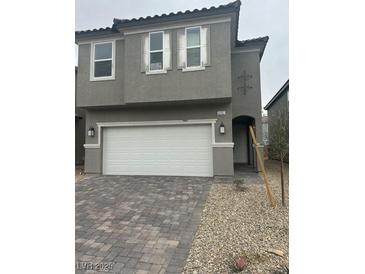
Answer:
[[75, 0, 268, 177]]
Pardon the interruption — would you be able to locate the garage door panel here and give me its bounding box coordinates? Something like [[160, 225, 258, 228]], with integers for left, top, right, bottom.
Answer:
[[102, 124, 213, 177]]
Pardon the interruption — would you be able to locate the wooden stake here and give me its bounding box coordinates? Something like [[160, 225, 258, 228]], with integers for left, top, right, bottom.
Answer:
[[249, 126, 276, 207]]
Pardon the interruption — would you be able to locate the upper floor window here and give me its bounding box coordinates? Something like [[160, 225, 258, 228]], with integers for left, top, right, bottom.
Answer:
[[141, 31, 171, 74], [178, 26, 209, 71], [90, 41, 115, 81], [186, 27, 201, 68], [149, 31, 164, 71]]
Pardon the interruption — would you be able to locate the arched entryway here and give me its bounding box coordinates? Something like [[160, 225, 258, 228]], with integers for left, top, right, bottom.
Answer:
[[232, 115, 257, 173]]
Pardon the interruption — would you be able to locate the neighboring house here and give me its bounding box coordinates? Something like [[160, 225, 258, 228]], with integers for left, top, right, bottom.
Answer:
[[264, 79, 289, 161], [75, 0, 268, 177], [262, 114, 269, 145], [75, 67, 85, 165]]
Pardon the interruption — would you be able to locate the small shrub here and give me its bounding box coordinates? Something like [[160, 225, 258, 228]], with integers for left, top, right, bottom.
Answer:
[[234, 179, 248, 192]]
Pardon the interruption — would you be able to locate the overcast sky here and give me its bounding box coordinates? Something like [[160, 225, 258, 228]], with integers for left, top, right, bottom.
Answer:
[[76, 0, 288, 109]]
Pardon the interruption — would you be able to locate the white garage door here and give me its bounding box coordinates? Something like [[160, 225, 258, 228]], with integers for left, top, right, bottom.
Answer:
[[102, 124, 213, 177]]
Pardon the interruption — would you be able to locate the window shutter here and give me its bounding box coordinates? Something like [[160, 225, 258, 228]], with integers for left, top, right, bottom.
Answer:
[[141, 34, 149, 72], [201, 25, 211, 66], [163, 31, 172, 70], [177, 29, 186, 69]]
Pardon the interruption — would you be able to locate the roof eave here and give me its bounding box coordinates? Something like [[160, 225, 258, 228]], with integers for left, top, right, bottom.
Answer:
[[75, 27, 120, 42], [235, 37, 269, 61], [264, 80, 289, 110], [75, 1, 242, 43], [259, 39, 268, 60], [113, 1, 241, 30]]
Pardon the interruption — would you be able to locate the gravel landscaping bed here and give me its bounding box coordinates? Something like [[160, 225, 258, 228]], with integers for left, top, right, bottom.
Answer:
[[183, 160, 289, 274]]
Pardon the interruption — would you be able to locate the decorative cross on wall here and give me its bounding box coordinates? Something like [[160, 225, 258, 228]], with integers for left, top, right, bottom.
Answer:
[[237, 70, 253, 95]]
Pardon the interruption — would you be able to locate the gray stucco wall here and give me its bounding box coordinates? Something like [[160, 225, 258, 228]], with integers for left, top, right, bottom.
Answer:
[[79, 48, 264, 175], [75, 110, 85, 165], [76, 21, 232, 108], [231, 51, 263, 143], [231, 50, 264, 171], [76, 40, 125, 107], [75, 67, 85, 165], [213, 147, 234, 175], [84, 103, 234, 175], [267, 92, 288, 122], [85, 148, 102, 173], [124, 22, 232, 104], [76, 17, 265, 176], [267, 91, 289, 145]]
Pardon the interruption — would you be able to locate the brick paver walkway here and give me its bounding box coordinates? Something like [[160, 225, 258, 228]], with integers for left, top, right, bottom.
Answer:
[[75, 176, 212, 274]]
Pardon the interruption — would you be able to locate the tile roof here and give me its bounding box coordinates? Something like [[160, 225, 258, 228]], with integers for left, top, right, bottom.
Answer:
[[74, 0, 269, 60], [76, 1, 241, 36], [112, 0, 241, 28], [235, 36, 269, 60], [75, 27, 117, 36], [235, 36, 269, 47]]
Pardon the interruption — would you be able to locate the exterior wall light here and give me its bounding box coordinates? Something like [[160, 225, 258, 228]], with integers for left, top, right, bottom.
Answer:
[[219, 122, 225, 134], [87, 127, 95, 137]]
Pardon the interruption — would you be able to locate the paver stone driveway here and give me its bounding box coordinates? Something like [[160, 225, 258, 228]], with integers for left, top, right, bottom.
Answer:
[[76, 175, 212, 274]]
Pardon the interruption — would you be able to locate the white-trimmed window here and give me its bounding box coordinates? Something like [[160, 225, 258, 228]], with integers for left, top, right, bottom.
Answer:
[[149, 31, 164, 72], [90, 41, 115, 81], [186, 26, 201, 68]]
